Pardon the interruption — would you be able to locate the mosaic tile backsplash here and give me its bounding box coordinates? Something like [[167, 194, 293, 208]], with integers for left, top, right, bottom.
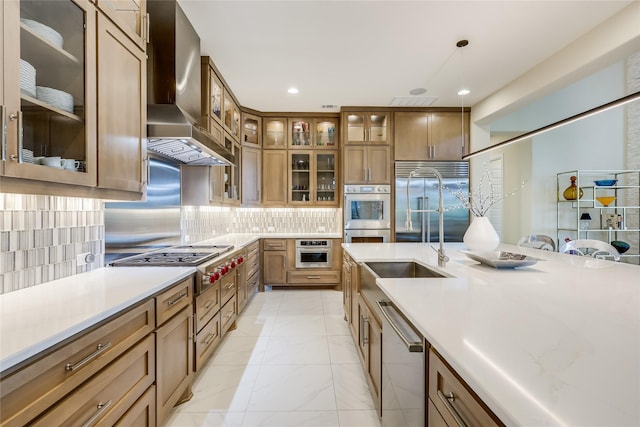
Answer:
[[0, 194, 342, 294], [0, 194, 104, 294]]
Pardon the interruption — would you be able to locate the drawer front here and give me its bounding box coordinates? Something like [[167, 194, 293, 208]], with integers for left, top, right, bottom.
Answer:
[[429, 349, 504, 427], [247, 270, 260, 297], [247, 241, 259, 259], [195, 312, 221, 371], [246, 254, 260, 278], [220, 296, 237, 336], [428, 398, 449, 427], [263, 239, 286, 251], [287, 270, 341, 284], [156, 277, 193, 327], [31, 334, 155, 427], [0, 300, 154, 427], [113, 385, 156, 427], [220, 272, 236, 306], [195, 281, 220, 333]]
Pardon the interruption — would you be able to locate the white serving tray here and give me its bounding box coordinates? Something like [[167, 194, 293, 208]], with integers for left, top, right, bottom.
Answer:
[[460, 250, 543, 269]]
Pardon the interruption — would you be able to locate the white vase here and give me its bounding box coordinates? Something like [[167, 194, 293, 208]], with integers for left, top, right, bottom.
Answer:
[[463, 216, 500, 251]]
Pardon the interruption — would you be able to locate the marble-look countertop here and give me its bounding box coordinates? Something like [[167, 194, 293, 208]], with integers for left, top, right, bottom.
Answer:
[[0, 267, 195, 374], [342, 242, 640, 427]]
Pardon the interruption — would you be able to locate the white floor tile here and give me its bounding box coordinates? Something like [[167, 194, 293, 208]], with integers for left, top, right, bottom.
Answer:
[[242, 411, 339, 427], [324, 314, 351, 336], [327, 335, 360, 364], [229, 315, 276, 337], [247, 364, 336, 411], [209, 335, 269, 366], [271, 314, 327, 336], [261, 335, 331, 365], [337, 410, 381, 427], [332, 364, 375, 410], [165, 411, 245, 427]]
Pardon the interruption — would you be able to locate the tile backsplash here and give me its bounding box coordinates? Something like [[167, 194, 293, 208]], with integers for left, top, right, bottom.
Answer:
[[0, 194, 342, 294], [0, 194, 104, 294]]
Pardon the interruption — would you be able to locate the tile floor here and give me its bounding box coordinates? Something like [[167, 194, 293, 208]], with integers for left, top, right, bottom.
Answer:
[[165, 289, 382, 427]]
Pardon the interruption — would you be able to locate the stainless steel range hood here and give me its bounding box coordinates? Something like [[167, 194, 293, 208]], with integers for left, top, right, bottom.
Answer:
[[147, 0, 233, 166]]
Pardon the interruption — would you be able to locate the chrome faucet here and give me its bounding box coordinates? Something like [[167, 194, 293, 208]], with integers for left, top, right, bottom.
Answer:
[[406, 167, 449, 267]]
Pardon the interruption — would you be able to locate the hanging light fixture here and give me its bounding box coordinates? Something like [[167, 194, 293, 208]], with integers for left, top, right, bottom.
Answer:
[[457, 40, 469, 160]]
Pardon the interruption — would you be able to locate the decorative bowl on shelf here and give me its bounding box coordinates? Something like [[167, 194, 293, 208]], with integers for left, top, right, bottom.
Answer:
[[596, 196, 616, 207], [594, 179, 617, 187], [611, 241, 630, 254]]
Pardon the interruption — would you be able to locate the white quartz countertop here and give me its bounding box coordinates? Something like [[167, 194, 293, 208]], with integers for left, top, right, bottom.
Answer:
[[0, 267, 195, 373], [342, 242, 640, 427]]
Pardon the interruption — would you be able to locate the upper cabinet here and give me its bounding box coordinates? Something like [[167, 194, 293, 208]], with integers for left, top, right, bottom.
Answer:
[[2, 0, 97, 188], [343, 111, 391, 145], [201, 57, 223, 130], [289, 118, 338, 149], [95, 0, 148, 50], [1, 0, 147, 199], [263, 117, 287, 149], [394, 110, 469, 161], [223, 91, 241, 141], [242, 112, 261, 148]]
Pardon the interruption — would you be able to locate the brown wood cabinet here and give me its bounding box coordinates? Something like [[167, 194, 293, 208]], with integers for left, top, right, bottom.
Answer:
[[263, 117, 288, 149], [201, 57, 224, 130], [342, 252, 359, 338], [155, 279, 194, 426], [0, 300, 154, 427], [194, 312, 221, 372], [95, 0, 148, 50], [288, 117, 339, 149], [356, 296, 382, 415], [242, 145, 261, 206], [428, 348, 504, 427], [242, 112, 262, 147], [1, 0, 146, 200], [236, 249, 248, 313], [343, 145, 391, 184], [343, 111, 391, 145], [246, 240, 261, 294], [262, 239, 288, 285], [394, 111, 469, 161], [97, 11, 146, 194], [262, 149, 288, 206]]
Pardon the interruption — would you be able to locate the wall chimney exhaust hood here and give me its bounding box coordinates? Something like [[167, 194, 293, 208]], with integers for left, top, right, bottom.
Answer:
[[146, 0, 233, 166]]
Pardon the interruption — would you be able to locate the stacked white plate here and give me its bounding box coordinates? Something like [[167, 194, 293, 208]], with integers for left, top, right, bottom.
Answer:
[[19, 59, 36, 97], [21, 149, 34, 164], [20, 18, 64, 49], [36, 86, 74, 113]]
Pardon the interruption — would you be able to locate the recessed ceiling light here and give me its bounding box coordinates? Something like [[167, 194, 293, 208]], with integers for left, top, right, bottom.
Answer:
[[458, 89, 470, 96], [409, 88, 427, 95], [288, 87, 299, 94]]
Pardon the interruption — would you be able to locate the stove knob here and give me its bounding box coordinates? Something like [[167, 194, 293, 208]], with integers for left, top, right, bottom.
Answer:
[[237, 256, 244, 264], [221, 265, 229, 275], [212, 271, 221, 282], [230, 259, 237, 268]]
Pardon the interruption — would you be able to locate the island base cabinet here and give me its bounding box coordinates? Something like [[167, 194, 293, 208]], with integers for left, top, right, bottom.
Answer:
[[356, 297, 382, 416], [428, 349, 504, 427], [29, 335, 155, 427], [195, 312, 221, 372], [155, 305, 193, 426], [428, 399, 448, 427]]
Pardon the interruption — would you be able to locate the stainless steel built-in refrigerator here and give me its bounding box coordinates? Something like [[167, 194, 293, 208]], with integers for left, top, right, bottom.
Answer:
[[395, 161, 470, 243]]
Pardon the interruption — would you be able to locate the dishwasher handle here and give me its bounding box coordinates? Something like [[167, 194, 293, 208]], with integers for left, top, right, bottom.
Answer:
[[377, 300, 424, 352]]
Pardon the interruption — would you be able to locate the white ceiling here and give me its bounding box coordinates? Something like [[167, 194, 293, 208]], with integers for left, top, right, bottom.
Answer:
[[178, 0, 633, 113]]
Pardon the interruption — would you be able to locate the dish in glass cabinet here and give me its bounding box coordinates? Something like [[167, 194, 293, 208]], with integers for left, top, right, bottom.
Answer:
[[594, 179, 617, 187], [460, 250, 543, 269]]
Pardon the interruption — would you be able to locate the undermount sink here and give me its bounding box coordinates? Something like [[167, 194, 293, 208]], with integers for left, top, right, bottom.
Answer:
[[364, 261, 448, 279]]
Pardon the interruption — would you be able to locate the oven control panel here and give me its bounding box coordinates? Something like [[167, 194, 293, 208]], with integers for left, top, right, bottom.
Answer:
[[297, 240, 331, 247], [344, 184, 390, 194]]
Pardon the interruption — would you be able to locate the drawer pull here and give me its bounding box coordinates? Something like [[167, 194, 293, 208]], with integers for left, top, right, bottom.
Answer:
[[167, 291, 188, 306], [205, 301, 213, 309], [80, 399, 112, 427], [65, 342, 113, 372], [225, 282, 235, 291], [307, 276, 321, 279], [224, 311, 234, 320], [437, 390, 469, 427], [203, 332, 218, 345]]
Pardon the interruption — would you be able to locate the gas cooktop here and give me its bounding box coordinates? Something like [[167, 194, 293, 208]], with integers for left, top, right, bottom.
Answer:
[[110, 244, 234, 267]]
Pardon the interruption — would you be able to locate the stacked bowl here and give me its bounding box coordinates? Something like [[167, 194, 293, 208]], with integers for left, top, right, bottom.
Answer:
[[36, 86, 74, 113], [20, 18, 64, 49], [19, 59, 36, 97]]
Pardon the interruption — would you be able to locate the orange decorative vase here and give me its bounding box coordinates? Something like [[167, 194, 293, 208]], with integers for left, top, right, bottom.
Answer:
[[563, 176, 583, 200]]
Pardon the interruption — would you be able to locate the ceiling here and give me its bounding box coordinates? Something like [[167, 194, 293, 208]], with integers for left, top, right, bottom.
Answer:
[[178, 0, 633, 113]]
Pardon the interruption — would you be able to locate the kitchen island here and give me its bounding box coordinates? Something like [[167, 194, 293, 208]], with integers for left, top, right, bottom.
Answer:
[[342, 242, 640, 426]]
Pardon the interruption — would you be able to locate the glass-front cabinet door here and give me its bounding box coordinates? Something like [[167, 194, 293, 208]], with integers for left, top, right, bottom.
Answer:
[[289, 119, 311, 148], [315, 151, 337, 204], [264, 118, 287, 149], [315, 119, 337, 147], [345, 112, 389, 145], [290, 152, 311, 204], [223, 91, 240, 141], [3, 0, 96, 186], [242, 112, 261, 147], [209, 71, 223, 126]]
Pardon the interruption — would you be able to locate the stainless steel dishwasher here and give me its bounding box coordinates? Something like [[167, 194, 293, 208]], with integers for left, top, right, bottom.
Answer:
[[377, 300, 426, 427]]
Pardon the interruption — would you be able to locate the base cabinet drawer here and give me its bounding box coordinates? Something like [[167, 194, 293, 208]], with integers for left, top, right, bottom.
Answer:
[[428, 349, 504, 427], [156, 277, 192, 327], [0, 300, 155, 427], [247, 270, 260, 298], [287, 270, 341, 284], [195, 312, 221, 371], [428, 398, 448, 427], [30, 335, 155, 427], [113, 385, 156, 427], [195, 281, 220, 333], [220, 273, 236, 306], [221, 295, 237, 337]]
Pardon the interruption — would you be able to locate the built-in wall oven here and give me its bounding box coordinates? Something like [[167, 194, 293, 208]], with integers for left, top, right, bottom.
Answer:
[[295, 240, 333, 268], [344, 184, 391, 243]]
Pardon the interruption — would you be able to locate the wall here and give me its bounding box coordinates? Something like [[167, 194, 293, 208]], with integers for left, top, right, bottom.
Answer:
[[0, 196, 342, 294]]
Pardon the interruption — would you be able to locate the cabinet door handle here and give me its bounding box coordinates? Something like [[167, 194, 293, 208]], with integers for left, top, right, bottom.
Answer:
[[65, 342, 113, 372], [363, 316, 369, 344], [1, 105, 5, 161], [203, 331, 218, 346], [437, 390, 469, 427], [81, 400, 113, 427], [307, 276, 321, 279], [167, 291, 188, 306], [205, 300, 214, 310], [144, 13, 150, 44], [8, 112, 22, 162]]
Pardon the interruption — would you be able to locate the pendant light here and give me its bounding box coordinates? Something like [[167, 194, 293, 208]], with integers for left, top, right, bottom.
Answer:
[[457, 40, 469, 158]]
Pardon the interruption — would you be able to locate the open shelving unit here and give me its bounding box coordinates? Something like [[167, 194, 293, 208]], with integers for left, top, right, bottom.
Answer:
[[557, 170, 640, 263]]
